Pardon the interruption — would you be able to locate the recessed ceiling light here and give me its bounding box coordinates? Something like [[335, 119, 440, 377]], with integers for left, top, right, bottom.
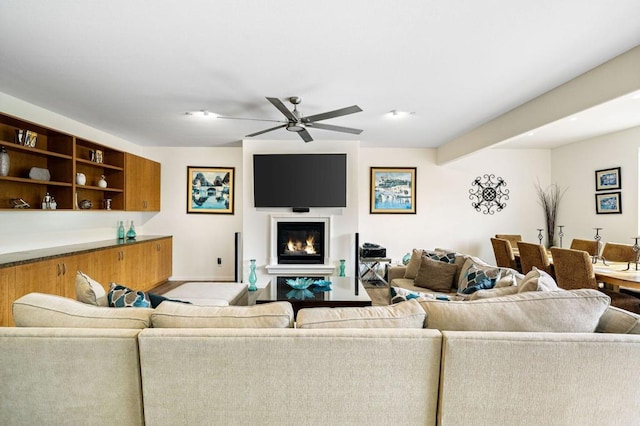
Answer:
[[185, 110, 218, 118], [387, 110, 416, 118], [568, 116, 578, 121], [526, 131, 535, 136]]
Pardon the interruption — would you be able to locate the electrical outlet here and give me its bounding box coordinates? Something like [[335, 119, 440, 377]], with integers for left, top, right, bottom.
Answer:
[[217, 257, 222, 266]]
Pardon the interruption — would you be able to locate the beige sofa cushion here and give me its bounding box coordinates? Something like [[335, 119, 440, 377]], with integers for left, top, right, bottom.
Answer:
[[414, 257, 458, 292], [151, 301, 294, 328], [467, 286, 519, 300], [419, 289, 610, 332], [296, 299, 426, 328], [517, 267, 559, 292], [75, 270, 108, 306], [596, 305, 640, 334], [403, 248, 424, 279], [13, 292, 153, 328]]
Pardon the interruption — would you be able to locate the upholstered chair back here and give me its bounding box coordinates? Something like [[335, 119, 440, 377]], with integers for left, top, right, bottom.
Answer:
[[601, 242, 636, 263], [570, 239, 599, 256], [517, 242, 553, 276], [490, 238, 519, 272], [495, 234, 522, 249], [550, 247, 597, 290]]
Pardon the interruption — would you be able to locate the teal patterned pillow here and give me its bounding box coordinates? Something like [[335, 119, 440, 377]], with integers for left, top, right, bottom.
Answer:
[[390, 286, 450, 304], [425, 251, 456, 264], [108, 283, 151, 308], [460, 265, 500, 295]]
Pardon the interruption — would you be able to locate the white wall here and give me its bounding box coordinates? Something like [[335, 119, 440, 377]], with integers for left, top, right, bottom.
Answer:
[[552, 126, 640, 245], [142, 147, 243, 281], [358, 148, 552, 263]]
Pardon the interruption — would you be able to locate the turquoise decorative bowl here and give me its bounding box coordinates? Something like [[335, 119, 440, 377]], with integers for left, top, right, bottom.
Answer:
[[285, 277, 316, 290]]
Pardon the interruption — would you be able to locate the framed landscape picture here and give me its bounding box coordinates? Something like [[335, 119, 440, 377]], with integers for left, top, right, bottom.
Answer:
[[595, 191, 621, 214], [187, 166, 235, 214], [595, 167, 621, 191], [370, 167, 416, 214]]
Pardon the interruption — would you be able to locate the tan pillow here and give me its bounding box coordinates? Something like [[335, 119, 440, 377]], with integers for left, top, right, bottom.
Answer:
[[517, 267, 559, 293], [403, 249, 424, 279], [414, 257, 458, 292], [296, 299, 426, 328], [419, 289, 610, 332], [12, 292, 152, 328], [75, 271, 108, 306], [151, 301, 294, 328], [596, 306, 640, 334], [467, 286, 519, 300]]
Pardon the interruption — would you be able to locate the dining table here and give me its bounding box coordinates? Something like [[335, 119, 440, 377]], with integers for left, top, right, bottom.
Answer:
[[593, 261, 640, 291]]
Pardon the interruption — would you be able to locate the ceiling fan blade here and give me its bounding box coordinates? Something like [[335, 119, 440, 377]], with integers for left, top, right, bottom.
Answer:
[[266, 97, 298, 122], [217, 116, 285, 124], [298, 128, 313, 143], [303, 105, 363, 122], [246, 124, 287, 137], [309, 122, 363, 135]]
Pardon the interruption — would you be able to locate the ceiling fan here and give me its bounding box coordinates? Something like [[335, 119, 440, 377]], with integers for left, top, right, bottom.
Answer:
[[218, 96, 363, 142]]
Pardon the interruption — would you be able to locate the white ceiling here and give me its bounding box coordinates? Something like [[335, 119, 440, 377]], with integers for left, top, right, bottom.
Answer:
[[1, 0, 639, 149]]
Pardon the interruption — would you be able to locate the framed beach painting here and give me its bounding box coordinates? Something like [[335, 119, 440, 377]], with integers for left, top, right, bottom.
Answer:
[[595, 191, 621, 214], [370, 167, 416, 214], [595, 167, 621, 191], [187, 166, 235, 214]]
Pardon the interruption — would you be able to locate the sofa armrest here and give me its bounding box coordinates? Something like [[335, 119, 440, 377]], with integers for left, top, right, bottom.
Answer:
[[387, 265, 406, 282]]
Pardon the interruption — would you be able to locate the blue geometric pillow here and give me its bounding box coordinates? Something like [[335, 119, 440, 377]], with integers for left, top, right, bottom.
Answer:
[[390, 286, 450, 304], [425, 251, 456, 264], [459, 265, 500, 295], [108, 283, 151, 308]]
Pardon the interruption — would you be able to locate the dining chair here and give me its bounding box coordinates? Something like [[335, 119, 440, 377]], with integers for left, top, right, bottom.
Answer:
[[490, 238, 520, 272], [601, 242, 636, 263], [550, 247, 640, 314], [516, 241, 553, 276], [569, 239, 599, 256], [495, 234, 522, 250]]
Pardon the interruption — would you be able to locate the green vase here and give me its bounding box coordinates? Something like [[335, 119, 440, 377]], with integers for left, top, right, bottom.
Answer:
[[339, 259, 346, 277], [248, 259, 257, 291]]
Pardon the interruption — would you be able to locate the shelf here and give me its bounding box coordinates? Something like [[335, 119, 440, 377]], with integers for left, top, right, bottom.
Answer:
[[0, 175, 72, 187], [0, 141, 73, 160], [76, 184, 123, 193], [76, 158, 124, 171]]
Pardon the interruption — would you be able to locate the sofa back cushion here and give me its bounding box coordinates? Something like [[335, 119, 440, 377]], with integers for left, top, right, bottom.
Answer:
[[596, 305, 640, 334], [151, 301, 294, 328], [296, 299, 426, 328], [13, 292, 153, 329], [419, 289, 610, 332]]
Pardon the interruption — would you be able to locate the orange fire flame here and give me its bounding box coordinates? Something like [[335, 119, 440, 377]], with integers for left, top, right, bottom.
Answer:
[[286, 235, 316, 254]]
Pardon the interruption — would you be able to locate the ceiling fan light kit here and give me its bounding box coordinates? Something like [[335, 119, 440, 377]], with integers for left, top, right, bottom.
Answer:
[[219, 96, 363, 142]]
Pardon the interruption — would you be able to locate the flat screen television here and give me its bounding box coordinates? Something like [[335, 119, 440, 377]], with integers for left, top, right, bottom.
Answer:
[[253, 153, 347, 208]]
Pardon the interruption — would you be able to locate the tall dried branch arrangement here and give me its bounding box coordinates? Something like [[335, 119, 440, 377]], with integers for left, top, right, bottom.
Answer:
[[535, 181, 566, 247]]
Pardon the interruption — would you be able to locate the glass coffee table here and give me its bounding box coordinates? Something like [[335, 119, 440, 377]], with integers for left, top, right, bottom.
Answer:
[[256, 276, 371, 317]]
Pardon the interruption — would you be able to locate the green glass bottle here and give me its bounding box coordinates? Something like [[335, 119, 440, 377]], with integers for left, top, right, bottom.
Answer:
[[117, 221, 125, 240], [126, 220, 136, 240]]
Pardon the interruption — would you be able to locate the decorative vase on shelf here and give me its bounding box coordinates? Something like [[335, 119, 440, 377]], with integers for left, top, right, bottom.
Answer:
[[402, 253, 411, 265], [117, 221, 125, 240], [0, 146, 9, 177], [126, 220, 136, 240], [76, 172, 86, 185], [248, 259, 257, 291], [339, 259, 346, 277], [97, 175, 107, 188]]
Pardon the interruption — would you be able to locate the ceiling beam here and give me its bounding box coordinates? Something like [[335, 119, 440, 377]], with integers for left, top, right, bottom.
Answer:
[[436, 45, 640, 165]]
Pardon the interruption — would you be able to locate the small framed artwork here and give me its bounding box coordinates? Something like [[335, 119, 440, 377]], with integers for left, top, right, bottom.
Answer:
[[595, 167, 621, 191], [187, 166, 235, 214], [595, 191, 622, 214], [370, 167, 416, 214]]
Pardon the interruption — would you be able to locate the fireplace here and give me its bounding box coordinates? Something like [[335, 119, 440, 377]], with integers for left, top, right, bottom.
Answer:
[[267, 215, 335, 275], [277, 222, 324, 264]]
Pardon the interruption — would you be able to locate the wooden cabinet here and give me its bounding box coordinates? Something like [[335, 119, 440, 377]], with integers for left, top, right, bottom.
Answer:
[[0, 112, 160, 212], [125, 153, 161, 211], [0, 236, 172, 326], [0, 267, 15, 327]]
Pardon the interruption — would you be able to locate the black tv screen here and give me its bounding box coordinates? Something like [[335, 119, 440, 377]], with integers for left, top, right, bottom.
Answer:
[[253, 154, 347, 208]]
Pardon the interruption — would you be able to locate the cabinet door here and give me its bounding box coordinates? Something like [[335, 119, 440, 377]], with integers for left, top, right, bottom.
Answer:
[[14, 259, 63, 301], [90, 247, 125, 290], [58, 253, 93, 299], [158, 238, 173, 283], [0, 267, 15, 327], [119, 243, 146, 289], [125, 153, 161, 211]]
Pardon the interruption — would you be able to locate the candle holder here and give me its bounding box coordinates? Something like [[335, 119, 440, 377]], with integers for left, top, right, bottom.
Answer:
[[593, 228, 604, 264], [629, 237, 640, 271], [557, 225, 564, 248], [537, 229, 544, 246]]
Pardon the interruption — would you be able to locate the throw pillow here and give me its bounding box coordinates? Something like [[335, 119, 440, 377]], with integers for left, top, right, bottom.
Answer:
[[419, 289, 611, 332], [466, 286, 519, 300], [108, 283, 151, 308], [390, 286, 437, 304], [424, 250, 456, 264], [75, 271, 108, 307], [518, 267, 559, 293], [414, 257, 458, 292], [296, 299, 426, 328], [459, 263, 501, 295], [403, 249, 425, 279]]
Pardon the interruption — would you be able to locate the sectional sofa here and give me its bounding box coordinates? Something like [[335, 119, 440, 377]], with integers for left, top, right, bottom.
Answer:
[[2, 291, 640, 425]]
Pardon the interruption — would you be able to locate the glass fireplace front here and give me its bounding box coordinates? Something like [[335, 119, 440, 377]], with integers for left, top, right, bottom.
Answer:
[[277, 221, 324, 264]]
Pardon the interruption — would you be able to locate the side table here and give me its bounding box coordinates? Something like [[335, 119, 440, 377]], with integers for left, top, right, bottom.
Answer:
[[359, 257, 391, 286]]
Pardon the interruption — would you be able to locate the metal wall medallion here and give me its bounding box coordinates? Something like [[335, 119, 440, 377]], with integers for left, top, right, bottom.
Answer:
[[469, 174, 509, 214]]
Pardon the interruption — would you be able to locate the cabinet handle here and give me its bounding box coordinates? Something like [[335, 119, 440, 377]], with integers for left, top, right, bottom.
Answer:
[[62, 263, 67, 275], [56, 263, 61, 276], [144, 201, 148, 209]]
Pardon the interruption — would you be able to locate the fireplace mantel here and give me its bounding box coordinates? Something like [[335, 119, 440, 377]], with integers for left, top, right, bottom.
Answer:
[[266, 214, 336, 275]]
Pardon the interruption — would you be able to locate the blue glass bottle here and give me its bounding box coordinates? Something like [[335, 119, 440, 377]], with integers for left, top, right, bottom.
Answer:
[[248, 259, 257, 291], [126, 220, 136, 240]]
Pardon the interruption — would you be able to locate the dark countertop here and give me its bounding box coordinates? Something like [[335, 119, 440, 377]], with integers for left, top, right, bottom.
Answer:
[[0, 235, 172, 268]]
